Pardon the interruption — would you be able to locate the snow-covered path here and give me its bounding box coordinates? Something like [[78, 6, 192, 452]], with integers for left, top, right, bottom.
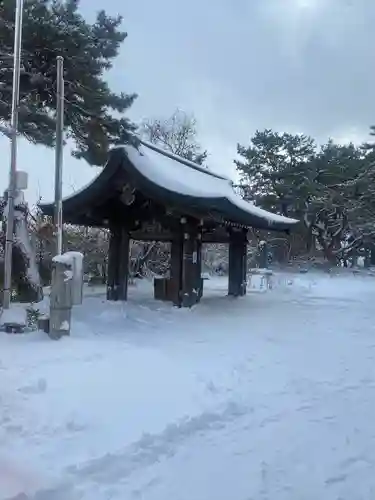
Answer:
[[1, 272, 375, 499]]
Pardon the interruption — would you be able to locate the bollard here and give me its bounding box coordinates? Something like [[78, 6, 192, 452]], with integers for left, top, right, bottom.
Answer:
[[49, 254, 73, 340], [257, 241, 269, 269], [64, 251, 84, 305]]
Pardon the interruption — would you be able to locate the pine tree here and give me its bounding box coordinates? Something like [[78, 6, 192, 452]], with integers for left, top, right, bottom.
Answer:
[[235, 129, 316, 217], [0, 0, 137, 165]]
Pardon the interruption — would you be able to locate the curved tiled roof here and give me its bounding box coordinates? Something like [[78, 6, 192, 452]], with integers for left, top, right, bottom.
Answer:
[[40, 142, 298, 231]]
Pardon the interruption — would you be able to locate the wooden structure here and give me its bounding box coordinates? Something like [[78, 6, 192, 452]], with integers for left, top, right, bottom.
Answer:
[[40, 141, 298, 307]]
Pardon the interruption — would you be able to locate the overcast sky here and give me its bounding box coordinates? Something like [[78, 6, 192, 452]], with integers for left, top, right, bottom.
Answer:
[[1, 0, 374, 204]]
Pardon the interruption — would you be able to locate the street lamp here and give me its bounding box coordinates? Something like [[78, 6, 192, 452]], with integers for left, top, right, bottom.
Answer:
[[54, 55, 64, 256], [2, 0, 24, 310]]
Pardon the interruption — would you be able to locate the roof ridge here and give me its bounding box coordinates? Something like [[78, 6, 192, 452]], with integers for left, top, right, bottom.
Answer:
[[139, 139, 231, 182]]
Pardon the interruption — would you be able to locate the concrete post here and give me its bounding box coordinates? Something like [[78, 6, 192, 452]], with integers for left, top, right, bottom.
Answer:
[[64, 251, 84, 305], [257, 241, 269, 268], [49, 255, 73, 340]]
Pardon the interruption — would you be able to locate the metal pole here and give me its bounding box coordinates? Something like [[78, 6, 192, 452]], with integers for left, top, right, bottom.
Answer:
[[54, 56, 64, 256], [3, 0, 24, 310]]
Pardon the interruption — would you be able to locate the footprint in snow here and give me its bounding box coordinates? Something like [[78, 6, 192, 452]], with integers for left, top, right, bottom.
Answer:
[[18, 378, 47, 395]]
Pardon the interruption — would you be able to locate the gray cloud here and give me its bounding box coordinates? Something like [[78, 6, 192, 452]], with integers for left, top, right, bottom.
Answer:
[[2, 0, 375, 201], [97, 0, 375, 159]]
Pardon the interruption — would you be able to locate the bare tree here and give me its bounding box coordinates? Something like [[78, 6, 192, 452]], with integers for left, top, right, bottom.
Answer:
[[141, 109, 208, 165]]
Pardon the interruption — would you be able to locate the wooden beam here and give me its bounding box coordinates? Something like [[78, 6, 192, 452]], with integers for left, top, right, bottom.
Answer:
[[129, 230, 173, 242], [202, 231, 230, 243]]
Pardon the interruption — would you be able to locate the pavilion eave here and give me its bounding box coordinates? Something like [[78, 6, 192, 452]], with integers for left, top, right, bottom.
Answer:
[[39, 143, 298, 234]]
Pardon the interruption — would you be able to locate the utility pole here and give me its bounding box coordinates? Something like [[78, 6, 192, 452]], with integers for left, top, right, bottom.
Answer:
[[3, 0, 24, 310], [54, 56, 64, 256]]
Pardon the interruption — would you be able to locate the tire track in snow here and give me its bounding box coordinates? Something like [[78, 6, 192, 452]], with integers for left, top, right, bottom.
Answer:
[[66, 400, 250, 483], [12, 378, 374, 499], [11, 400, 251, 499]]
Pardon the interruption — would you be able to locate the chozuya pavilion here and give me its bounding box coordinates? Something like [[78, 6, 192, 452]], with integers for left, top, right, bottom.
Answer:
[[40, 141, 298, 307]]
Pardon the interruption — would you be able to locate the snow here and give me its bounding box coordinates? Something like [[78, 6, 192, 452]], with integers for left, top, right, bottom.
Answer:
[[139, 139, 231, 181], [1, 271, 375, 499], [14, 210, 41, 289], [64, 251, 83, 270], [0, 304, 27, 326], [60, 320, 70, 331], [63, 270, 73, 281], [4, 190, 41, 290], [249, 267, 273, 274], [64, 252, 84, 305], [125, 144, 298, 225], [52, 253, 73, 265], [39, 143, 297, 226]]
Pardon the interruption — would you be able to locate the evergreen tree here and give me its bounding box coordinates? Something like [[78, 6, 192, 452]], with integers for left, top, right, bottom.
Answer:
[[0, 0, 137, 165], [306, 141, 367, 259], [235, 129, 316, 217], [235, 129, 375, 261]]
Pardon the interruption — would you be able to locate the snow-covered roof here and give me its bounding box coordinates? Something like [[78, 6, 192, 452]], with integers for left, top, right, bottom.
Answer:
[[139, 139, 231, 181], [124, 142, 298, 229], [40, 141, 298, 231]]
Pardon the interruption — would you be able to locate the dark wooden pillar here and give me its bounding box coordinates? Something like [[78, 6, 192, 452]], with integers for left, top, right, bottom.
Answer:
[[370, 245, 375, 266], [196, 237, 203, 301], [170, 220, 203, 307], [170, 236, 183, 306], [106, 226, 130, 301], [228, 228, 248, 297]]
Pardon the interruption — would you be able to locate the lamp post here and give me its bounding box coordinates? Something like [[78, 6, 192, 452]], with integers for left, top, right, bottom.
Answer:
[[2, 0, 24, 310], [54, 55, 64, 256]]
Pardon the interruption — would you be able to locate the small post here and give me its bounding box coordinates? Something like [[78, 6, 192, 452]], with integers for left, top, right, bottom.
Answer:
[[257, 241, 269, 268], [49, 255, 72, 340], [54, 55, 64, 256], [2, 0, 24, 310], [64, 251, 84, 305]]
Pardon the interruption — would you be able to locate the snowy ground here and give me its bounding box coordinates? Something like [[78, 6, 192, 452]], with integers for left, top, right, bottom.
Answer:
[[1, 271, 375, 500]]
